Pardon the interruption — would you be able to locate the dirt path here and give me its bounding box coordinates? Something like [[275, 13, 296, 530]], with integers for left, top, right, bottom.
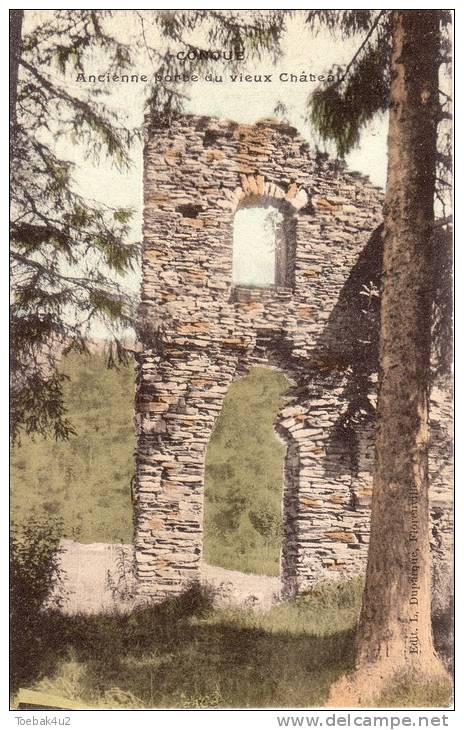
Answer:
[[53, 540, 281, 615]]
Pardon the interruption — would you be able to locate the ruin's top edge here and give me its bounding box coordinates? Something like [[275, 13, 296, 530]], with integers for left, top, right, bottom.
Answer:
[[144, 110, 298, 135]]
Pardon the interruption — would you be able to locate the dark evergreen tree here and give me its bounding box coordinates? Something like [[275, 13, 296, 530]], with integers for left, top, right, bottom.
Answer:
[[9, 10, 286, 442]]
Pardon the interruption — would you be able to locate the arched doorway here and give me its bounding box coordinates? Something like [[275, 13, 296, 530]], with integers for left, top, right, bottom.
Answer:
[[203, 367, 292, 576]]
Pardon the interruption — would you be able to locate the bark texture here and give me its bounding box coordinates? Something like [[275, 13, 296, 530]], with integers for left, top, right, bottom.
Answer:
[[9, 10, 23, 139], [329, 10, 450, 706]]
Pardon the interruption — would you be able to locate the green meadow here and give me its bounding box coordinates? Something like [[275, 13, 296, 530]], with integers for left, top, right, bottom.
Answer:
[[11, 352, 289, 574]]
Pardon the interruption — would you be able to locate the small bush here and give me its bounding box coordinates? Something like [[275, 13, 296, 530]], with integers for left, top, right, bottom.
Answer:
[[10, 516, 64, 689]]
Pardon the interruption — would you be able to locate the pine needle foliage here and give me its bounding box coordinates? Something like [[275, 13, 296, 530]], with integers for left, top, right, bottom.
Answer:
[[10, 10, 287, 442]]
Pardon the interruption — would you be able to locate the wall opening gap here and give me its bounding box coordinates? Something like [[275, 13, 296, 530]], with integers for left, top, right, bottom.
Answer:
[[203, 367, 291, 576], [232, 205, 287, 288]]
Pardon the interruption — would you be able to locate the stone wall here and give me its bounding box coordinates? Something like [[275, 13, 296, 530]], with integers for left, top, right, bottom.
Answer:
[[135, 113, 453, 600]]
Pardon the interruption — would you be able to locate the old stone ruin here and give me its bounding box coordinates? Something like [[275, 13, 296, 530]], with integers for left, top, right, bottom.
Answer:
[[134, 113, 453, 608]]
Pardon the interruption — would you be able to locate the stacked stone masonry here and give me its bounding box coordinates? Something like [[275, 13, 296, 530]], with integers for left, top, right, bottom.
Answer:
[[135, 113, 453, 600]]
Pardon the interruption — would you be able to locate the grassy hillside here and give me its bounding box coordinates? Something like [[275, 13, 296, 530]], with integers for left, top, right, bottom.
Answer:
[[11, 352, 136, 544], [11, 353, 289, 575]]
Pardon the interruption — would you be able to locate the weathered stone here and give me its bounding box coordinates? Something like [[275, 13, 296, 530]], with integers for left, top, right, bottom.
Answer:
[[134, 112, 453, 602], [323, 531, 358, 544]]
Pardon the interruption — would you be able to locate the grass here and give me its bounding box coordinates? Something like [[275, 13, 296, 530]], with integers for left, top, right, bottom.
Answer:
[[11, 351, 135, 544], [13, 579, 451, 709], [376, 680, 453, 709], [204, 366, 290, 575], [11, 581, 364, 709], [11, 353, 289, 575], [10, 353, 453, 709]]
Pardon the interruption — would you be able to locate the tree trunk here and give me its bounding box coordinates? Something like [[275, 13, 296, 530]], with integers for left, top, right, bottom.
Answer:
[[9, 10, 23, 140], [329, 10, 449, 705]]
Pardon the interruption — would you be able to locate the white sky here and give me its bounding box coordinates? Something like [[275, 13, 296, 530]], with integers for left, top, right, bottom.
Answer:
[[22, 10, 389, 313], [233, 208, 282, 286]]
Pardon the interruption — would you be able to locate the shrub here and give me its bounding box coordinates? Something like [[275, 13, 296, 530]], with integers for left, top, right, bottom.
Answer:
[[249, 499, 281, 554], [10, 516, 64, 688]]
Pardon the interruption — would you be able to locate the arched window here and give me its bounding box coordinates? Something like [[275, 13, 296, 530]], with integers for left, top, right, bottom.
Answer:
[[232, 204, 290, 288]]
